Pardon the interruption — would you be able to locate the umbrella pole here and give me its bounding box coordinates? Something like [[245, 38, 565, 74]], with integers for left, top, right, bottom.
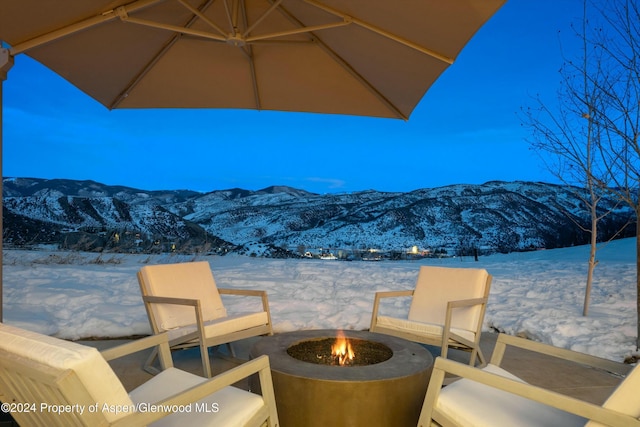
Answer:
[[0, 47, 14, 322]]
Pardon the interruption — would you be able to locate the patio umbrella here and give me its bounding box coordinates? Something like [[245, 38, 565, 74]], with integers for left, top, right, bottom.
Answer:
[[0, 0, 506, 318], [1, 0, 505, 119]]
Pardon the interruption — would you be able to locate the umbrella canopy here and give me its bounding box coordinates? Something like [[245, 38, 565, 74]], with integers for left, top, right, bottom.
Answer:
[[0, 0, 505, 120]]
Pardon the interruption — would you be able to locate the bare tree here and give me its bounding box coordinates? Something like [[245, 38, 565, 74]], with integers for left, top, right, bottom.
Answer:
[[527, 0, 639, 346], [522, 0, 619, 316], [586, 0, 640, 348]]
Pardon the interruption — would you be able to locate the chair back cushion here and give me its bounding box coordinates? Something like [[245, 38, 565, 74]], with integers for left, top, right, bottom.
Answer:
[[585, 364, 640, 426], [138, 261, 227, 330], [0, 323, 133, 423], [408, 266, 490, 331]]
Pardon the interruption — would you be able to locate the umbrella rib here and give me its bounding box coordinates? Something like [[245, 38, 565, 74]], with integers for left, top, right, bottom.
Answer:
[[274, 3, 408, 120], [177, 0, 227, 37], [304, 0, 454, 65], [8, 0, 165, 55], [109, 35, 180, 109], [245, 21, 349, 43], [248, 40, 313, 45], [223, 0, 239, 36], [242, 0, 283, 37], [316, 41, 408, 120], [239, 0, 262, 110], [117, 12, 226, 42], [110, 0, 219, 109]]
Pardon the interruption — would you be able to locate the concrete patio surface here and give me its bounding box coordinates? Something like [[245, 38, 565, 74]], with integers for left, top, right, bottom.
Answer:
[[2, 332, 626, 426], [84, 331, 631, 407], [475, 332, 630, 405]]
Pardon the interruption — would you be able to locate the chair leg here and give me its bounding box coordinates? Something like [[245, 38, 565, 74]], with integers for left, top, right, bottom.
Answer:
[[143, 347, 162, 375], [440, 344, 449, 360], [226, 342, 236, 358], [464, 342, 487, 366], [441, 341, 485, 367], [200, 343, 213, 378], [474, 346, 486, 366], [469, 347, 478, 366]]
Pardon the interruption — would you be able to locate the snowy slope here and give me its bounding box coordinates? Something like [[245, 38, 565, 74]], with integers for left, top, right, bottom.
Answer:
[[3, 178, 634, 255]]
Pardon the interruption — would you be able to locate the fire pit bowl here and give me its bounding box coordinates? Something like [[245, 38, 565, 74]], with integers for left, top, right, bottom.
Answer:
[[250, 329, 433, 427]]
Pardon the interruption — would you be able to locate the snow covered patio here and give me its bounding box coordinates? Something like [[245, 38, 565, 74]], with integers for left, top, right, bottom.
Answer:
[[3, 238, 637, 363]]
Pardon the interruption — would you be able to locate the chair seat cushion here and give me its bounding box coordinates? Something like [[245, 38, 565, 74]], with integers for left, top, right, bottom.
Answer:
[[376, 316, 476, 343], [129, 367, 265, 427], [166, 311, 269, 341], [435, 364, 587, 427]]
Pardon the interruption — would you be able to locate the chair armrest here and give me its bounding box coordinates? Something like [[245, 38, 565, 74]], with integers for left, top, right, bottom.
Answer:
[[446, 296, 488, 309], [100, 333, 174, 369], [421, 357, 640, 427], [218, 288, 269, 309], [441, 297, 489, 364], [110, 355, 277, 427], [373, 289, 414, 299], [370, 290, 414, 331], [218, 288, 272, 328], [141, 295, 207, 341], [442, 297, 488, 336], [218, 288, 267, 298], [371, 289, 414, 316], [142, 295, 199, 307], [491, 333, 630, 376]]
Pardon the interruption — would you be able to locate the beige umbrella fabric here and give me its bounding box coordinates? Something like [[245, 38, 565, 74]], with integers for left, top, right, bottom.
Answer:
[[1, 0, 505, 120], [0, 0, 505, 320]]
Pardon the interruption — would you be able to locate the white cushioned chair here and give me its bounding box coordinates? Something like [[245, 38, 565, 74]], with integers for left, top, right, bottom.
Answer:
[[0, 323, 279, 427], [419, 333, 640, 427], [370, 266, 492, 365], [138, 261, 273, 377]]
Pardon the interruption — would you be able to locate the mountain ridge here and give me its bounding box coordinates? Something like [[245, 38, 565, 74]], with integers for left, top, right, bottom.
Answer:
[[2, 177, 634, 257]]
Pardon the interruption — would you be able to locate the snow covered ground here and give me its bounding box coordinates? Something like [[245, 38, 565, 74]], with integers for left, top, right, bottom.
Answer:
[[2, 237, 637, 362]]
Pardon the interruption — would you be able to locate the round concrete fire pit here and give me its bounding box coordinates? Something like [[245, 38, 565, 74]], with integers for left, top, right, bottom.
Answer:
[[250, 329, 433, 427]]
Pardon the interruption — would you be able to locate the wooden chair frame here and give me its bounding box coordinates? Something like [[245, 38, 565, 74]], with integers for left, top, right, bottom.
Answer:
[[138, 267, 273, 378], [0, 332, 279, 427], [370, 271, 492, 366], [419, 333, 637, 427]]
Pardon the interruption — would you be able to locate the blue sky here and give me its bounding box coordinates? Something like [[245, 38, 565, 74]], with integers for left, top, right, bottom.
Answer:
[[2, 1, 586, 194]]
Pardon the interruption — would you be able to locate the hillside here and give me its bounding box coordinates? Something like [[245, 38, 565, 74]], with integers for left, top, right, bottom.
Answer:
[[2, 178, 634, 257]]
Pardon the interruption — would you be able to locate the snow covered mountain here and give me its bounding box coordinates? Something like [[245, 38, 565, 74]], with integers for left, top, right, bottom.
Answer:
[[2, 177, 634, 257]]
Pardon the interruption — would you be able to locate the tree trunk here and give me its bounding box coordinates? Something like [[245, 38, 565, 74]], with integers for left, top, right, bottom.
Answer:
[[636, 220, 640, 350], [583, 212, 598, 316]]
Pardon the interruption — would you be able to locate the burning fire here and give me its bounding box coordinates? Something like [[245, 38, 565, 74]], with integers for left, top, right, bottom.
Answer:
[[331, 330, 355, 366]]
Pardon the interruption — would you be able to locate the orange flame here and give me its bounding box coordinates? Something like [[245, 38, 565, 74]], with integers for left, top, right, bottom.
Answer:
[[331, 330, 355, 366]]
